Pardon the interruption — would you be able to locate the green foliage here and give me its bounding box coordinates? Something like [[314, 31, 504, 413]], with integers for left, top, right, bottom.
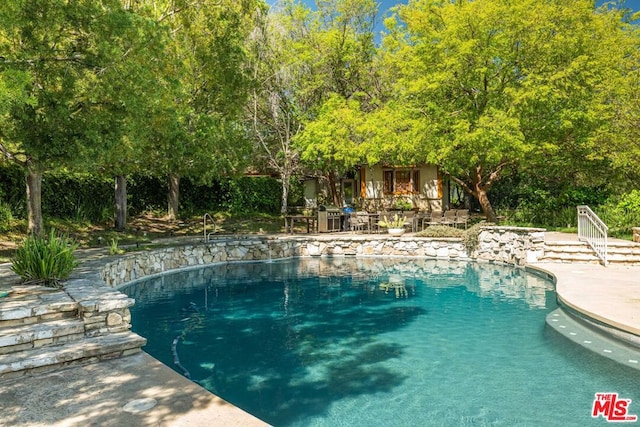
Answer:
[[502, 206, 577, 229], [109, 239, 124, 256], [393, 200, 413, 211], [11, 230, 78, 288], [461, 223, 486, 254], [0, 202, 12, 232], [492, 173, 611, 228], [296, 95, 367, 171], [416, 226, 464, 238], [134, 0, 259, 191], [377, 0, 634, 221], [415, 223, 483, 253], [596, 191, 640, 238], [179, 176, 288, 215], [0, 167, 289, 222], [378, 213, 408, 229]]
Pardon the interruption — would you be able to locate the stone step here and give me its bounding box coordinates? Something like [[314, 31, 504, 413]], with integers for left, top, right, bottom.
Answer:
[[0, 318, 85, 355], [541, 241, 640, 265], [0, 286, 78, 329], [0, 331, 147, 382]]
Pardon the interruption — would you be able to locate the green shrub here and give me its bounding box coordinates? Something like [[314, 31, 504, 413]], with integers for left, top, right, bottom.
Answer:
[[11, 230, 79, 288], [596, 190, 640, 238], [0, 203, 12, 232], [416, 223, 487, 254], [461, 222, 487, 253], [416, 225, 464, 238], [109, 238, 125, 255]]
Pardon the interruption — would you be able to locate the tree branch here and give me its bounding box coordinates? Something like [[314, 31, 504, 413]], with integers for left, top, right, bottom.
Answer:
[[0, 143, 28, 168]]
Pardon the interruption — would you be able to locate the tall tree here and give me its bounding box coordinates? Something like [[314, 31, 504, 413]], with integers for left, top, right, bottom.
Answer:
[[380, 0, 632, 222], [138, 0, 261, 220], [255, 0, 378, 208], [246, 3, 309, 214], [596, 10, 640, 186], [0, 0, 160, 234]]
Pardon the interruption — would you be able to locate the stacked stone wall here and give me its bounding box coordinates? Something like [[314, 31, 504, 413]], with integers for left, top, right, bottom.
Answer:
[[475, 226, 546, 266], [101, 228, 546, 289]]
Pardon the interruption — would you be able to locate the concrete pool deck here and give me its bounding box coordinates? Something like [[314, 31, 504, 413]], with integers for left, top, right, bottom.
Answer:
[[0, 232, 638, 426]]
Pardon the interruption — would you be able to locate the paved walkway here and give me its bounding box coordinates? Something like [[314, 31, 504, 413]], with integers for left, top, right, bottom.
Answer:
[[0, 232, 638, 426], [538, 232, 640, 337]]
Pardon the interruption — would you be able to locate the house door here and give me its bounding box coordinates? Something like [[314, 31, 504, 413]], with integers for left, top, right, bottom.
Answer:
[[342, 179, 355, 206]]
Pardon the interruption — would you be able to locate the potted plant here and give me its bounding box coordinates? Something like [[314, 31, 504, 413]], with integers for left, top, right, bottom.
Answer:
[[392, 200, 413, 211], [378, 214, 407, 236]]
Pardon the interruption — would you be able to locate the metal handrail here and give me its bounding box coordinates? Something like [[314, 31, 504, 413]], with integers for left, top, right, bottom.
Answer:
[[577, 205, 608, 266], [203, 213, 216, 242]]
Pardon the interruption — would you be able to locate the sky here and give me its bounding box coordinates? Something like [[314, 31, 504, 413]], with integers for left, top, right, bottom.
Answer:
[[265, 0, 640, 42], [267, 0, 640, 22], [266, 0, 640, 38]]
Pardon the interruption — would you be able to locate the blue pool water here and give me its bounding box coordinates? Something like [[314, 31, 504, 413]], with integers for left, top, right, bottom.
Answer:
[[124, 258, 640, 426]]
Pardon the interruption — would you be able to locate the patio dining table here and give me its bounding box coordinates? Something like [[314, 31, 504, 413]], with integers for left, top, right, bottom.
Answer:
[[348, 212, 381, 233], [284, 215, 317, 234]]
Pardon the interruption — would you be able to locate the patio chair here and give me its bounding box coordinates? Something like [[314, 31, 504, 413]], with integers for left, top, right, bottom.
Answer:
[[454, 209, 469, 229], [402, 211, 416, 232], [426, 210, 443, 226], [443, 210, 457, 226], [369, 212, 383, 233], [350, 211, 370, 233]]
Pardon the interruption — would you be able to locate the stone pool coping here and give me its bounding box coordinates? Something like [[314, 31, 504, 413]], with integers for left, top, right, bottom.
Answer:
[[1, 230, 639, 426], [536, 262, 640, 339]]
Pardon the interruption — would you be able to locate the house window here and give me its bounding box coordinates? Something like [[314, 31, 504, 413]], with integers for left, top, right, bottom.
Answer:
[[383, 169, 420, 194]]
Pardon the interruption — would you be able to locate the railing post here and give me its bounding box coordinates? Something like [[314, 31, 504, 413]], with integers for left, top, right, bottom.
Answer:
[[577, 205, 608, 266]]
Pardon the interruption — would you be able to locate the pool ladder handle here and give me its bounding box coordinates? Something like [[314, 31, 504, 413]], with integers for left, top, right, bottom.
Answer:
[[203, 213, 216, 242]]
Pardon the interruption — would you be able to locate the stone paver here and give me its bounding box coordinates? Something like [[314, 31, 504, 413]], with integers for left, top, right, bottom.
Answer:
[[534, 262, 640, 336], [0, 352, 268, 427]]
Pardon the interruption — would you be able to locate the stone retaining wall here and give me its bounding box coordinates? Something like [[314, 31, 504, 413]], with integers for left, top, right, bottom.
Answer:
[[475, 226, 546, 266], [64, 281, 135, 337], [633, 227, 640, 243], [101, 227, 546, 289]]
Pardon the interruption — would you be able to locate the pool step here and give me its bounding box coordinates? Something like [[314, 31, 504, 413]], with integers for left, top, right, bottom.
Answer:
[[0, 332, 147, 382], [540, 241, 640, 265], [546, 308, 640, 370]]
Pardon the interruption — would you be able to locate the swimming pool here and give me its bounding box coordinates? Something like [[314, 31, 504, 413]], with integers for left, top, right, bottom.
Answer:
[[124, 258, 640, 426]]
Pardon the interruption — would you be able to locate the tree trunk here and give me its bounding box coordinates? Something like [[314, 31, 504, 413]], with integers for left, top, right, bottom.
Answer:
[[168, 174, 180, 220], [327, 171, 341, 207], [26, 169, 43, 236], [280, 172, 290, 214], [476, 186, 498, 223], [114, 175, 127, 231]]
